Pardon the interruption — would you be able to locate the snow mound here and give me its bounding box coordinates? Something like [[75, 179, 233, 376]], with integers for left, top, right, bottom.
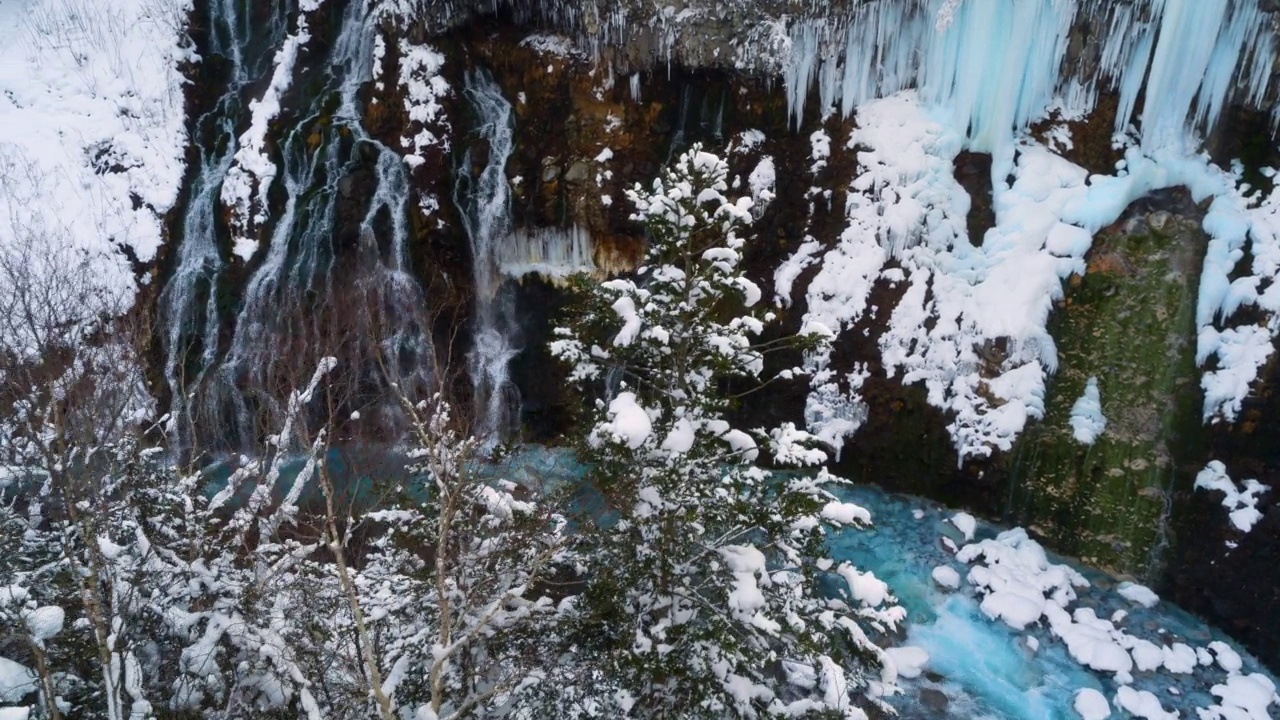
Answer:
[[1074, 687, 1111, 720], [884, 646, 929, 679], [0, 657, 35, 703], [1117, 582, 1160, 609], [950, 512, 977, 541], [1069, 377, 1108, 445], [931, 565, 961, 590], [957, 528, 1089, 632], [1204, 673, 1279, 720], [1115, 686, 1176, 719], [22, 606, 64, 641]]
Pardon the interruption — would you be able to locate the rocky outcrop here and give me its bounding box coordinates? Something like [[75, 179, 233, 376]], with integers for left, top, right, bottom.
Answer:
[[1004, 189, 1207, 576]]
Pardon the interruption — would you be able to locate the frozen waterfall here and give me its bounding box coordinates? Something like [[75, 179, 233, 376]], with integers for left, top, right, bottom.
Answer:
[[783, 0, 1278, 153]]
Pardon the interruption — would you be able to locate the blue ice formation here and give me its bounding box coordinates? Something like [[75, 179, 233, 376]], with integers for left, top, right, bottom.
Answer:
[[784, 0, 1277, 152]]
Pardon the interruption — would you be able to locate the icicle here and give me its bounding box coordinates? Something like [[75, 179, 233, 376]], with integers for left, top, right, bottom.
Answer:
[[501, 225, 597, 282], [920, 0, 1078, 152], [1140, 0, 1230, 148], [1243, 32, 1275, 107], [1110, 0, 1273, 149], [1113, 23, 1157, 137], [784, 21, 821, 129], [785, 0, 1077, 150], [779, 0, 1275, 151]]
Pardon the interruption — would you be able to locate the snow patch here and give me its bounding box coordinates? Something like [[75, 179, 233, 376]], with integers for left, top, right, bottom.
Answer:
[[398, 38, 451, 220], [1117, 582, 1160, 609], [747, 156, 776, 216], [598, 392, 651, 450], [519, 33, 582, 58], [0, 0, 194, 317], [223, 1, 325, 260], [1195, 460, 1270, 535], [1069, 377, 1108, 445]]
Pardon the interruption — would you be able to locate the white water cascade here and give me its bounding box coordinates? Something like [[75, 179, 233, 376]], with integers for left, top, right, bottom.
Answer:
[[160, 0, 291, 449], [455, 70, 522, 443], [162, 0, 435, 450]]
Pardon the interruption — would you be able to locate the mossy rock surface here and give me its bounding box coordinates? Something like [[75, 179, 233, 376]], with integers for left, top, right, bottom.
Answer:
[[1007, 189, 1206, 577]]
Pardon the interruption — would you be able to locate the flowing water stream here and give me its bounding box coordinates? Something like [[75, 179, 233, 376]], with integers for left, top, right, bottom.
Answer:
[[160, 0, 290, 451], [161, 0, 435, 452], [454, 69, 522, 443], [199, 444, 1280, 718]]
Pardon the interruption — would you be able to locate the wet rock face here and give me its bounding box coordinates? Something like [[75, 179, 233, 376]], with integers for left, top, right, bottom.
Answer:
[[1030, 92, 1125, 176], [1171, 491, 1280, 672], [1002, 189, 1207, 577], [952, 152, 995, 247], [414, 0, 842, 73], [458, 23, 661, 274]]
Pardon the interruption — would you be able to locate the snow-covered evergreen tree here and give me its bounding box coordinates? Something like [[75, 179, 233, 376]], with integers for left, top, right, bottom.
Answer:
[[548, 145, 904, 718]]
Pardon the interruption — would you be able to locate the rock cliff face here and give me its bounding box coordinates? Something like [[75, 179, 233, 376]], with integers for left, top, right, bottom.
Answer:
[[162, 0, 1280, 669], [412, 4, 1280, 667]]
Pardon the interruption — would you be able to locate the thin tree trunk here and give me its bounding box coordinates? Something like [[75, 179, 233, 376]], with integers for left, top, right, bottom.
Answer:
[[319, 464, 394, 720], [430, 483, 456, 717], [26, 636, 62, 720]]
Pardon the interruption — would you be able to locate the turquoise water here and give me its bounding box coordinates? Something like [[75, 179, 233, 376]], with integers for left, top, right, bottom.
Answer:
[[201, 446, 1277, 718], [825, 483, 1272, 718]]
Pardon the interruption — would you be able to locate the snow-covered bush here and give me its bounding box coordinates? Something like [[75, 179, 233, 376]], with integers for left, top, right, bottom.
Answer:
[[0, 358, 343, 719], [353, 391, 572, 720], [0, 240, 567, 718], [547, 145, 903, 718]]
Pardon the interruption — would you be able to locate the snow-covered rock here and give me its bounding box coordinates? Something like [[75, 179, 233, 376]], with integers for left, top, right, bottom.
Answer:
[[1195, 461, 1270, 535], [1073, 688, 1111, 720]]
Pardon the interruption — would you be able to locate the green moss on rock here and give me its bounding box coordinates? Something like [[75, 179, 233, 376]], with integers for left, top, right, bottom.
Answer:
[[1008, 193, 1206, 577]]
